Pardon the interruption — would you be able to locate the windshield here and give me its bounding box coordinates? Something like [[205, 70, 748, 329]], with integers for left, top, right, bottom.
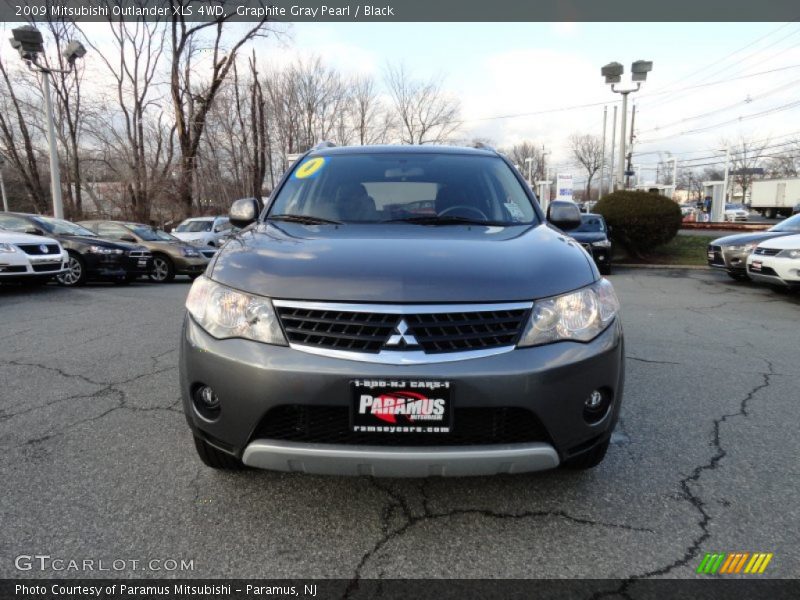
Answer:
[[176, 220, 212, 233], [131, 225, 177, 241], [574, 215, 606, 233], [35, 217, 97, 237], [770, 213, 800, 232], [269, 153, 538, 225]]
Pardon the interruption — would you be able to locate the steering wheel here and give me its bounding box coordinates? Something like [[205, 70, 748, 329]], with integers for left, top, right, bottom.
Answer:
[[438, 205, 488, 220]]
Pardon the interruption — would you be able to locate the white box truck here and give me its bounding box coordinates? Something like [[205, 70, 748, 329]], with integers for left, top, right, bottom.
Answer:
[[749, 178, 800, 218]]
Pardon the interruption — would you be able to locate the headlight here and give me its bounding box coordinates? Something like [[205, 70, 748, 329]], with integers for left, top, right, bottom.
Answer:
[[185, 276, 286, 346], [87, 245, 123, 255], [777, 248, 800, 259], [0, 243, 18, 253], [181, 246, 201, 257], [727, 243, 756, 253], [518, 279, 620, 347], [591, 239, 612, 248]]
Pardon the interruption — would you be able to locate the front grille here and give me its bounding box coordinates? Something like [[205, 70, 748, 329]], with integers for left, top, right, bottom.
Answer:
[[275, 304, 530, 355], [16, 243, 60, 255], [31, 263, 62, 272], [253, 405, 550, 447], [754, 247, 780, 256]]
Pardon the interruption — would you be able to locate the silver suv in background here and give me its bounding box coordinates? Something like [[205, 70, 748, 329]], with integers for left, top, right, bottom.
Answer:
[[179, 144, 624, 477], [172, 217, 233, 248]]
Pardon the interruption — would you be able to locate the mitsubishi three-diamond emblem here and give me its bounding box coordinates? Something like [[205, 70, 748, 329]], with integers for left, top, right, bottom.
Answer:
[[385, 318, 419, 348]]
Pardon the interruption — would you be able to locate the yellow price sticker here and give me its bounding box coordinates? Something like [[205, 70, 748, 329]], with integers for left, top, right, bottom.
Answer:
[[294, 157, 327, 179]]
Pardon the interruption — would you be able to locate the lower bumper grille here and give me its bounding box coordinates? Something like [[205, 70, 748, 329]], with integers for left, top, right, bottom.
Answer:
[[253, 405, 551, 447], [31, 263, 63, 272]]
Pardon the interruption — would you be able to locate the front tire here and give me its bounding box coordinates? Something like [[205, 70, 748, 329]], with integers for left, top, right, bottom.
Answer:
[[599, 264, 612, 276], [193, 436, 244, 470], [562, 438, 610, 470], [149, 254, 175, 283], [57, 252, 87, 287]]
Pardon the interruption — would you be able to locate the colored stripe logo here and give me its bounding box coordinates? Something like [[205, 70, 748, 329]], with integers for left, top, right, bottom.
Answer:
[[697, 552, 773, 574]]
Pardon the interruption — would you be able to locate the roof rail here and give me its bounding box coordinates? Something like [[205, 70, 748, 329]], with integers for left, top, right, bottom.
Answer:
[[471, 141, 497, 153], [311, 141, 337, 150]]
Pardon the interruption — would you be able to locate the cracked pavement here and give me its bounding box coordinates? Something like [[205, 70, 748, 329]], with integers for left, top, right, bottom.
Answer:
[[1, 271, 798, 584]]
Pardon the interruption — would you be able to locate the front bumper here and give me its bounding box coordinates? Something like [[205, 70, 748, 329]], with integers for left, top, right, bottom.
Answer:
[[180, 316, 624, 476], [747, 256, 800, 286], [0, 252, 68, 279], [707, 245, 752, 274]]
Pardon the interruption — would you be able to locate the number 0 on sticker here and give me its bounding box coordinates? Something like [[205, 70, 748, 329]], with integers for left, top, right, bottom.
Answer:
[[294, 157, 327, 179]]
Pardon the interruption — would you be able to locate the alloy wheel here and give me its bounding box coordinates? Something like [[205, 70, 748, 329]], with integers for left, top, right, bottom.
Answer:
[[57, 256, 82, 286], [151, 257, 169, 282]]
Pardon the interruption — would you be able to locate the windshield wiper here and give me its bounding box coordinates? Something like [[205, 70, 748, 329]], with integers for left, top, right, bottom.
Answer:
[[268, 214, 342, 225], [386, 215, 507, 226]]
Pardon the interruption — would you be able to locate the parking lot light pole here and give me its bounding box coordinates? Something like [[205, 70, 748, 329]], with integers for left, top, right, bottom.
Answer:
[[0, 154, 8, 212], [8, 27, 86, 219], [601, 60, 652, 191], [524, 157, 535, 186]]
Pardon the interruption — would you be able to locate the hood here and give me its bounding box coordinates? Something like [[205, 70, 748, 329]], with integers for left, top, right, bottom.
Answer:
[[210, 222, 596, 303], [710, 231, 794, 246], [566, 231, 607, 243], [757, 233, 800, 250], [0, 231, 60, 246]]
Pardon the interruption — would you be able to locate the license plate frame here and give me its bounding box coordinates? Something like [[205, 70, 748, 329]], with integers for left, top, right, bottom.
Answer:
[[350, 379, 453, 434]]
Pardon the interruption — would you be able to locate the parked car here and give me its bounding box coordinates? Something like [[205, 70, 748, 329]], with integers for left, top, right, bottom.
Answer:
[[0, 213, 152, 287], [746, 233, 800, 288], [707, 213, 800, 280], [724, 203, 749, 222], [172, 216, 234, 247], [793, 203, 800, 215], [0, 229, 68, 284], [561, 212, 612, 275], [180, 144, 623, 476], [78, 220, 208, 282]]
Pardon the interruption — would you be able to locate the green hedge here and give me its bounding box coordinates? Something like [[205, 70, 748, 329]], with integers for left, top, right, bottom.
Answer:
[[594, 191, 682, 257]]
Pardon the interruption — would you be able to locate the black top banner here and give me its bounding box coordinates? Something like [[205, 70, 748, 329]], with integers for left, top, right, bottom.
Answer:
[[2, 0, 800, 22]]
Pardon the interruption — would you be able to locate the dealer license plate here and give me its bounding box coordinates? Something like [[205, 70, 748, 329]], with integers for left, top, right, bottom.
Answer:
[[751, 261, 762, 272], [351, 379, 452, 434]]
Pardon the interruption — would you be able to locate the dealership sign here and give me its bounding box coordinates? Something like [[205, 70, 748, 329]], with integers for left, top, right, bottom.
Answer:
[[556, 174, 574, 202]]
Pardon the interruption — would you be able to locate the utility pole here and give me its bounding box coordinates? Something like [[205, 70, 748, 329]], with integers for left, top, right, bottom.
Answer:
[[600, 106, 607, 198], [624, 103, 636, 189], [609, 106, 617, 191], [722, 145, 731, 212]]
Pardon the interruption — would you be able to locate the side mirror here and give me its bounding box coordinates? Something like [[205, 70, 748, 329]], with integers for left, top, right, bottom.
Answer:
[[25, 227, 44, 236], [120, 235, 137, 243], [547, 202, 582, 231], [230, 198, 260, 228]]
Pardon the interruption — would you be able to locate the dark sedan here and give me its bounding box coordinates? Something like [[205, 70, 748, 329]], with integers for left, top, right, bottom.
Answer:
[[707, 213, 800, 280], [0, 213, 152, 286], [563, 213, 612, 275]]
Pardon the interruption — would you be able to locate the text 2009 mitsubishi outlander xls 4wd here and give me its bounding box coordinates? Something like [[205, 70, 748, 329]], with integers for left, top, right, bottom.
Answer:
[[180, 144, 624, 476]]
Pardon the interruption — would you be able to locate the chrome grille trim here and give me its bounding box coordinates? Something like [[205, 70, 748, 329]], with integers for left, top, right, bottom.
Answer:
[[272, 300, 533, 364]]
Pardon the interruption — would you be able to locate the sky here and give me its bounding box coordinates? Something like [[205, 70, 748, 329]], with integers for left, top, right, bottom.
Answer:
[[3, 20, 800, 186]]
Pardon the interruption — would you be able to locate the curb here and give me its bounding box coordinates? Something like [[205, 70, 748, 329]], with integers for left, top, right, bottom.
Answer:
[[615, 264, 710, 270]]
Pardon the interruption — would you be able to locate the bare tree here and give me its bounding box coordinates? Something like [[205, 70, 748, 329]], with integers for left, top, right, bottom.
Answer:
[[351, 74, 392, 145], [722, 135, 770, 204], [169, 1, 271, 217], [82, 13, 171, 221], [0, 55, 48, 212], [501, 142, 546, 182], [384, 63, 460, 144], [763, 140, 800, 178], [569, 133, 604, 199]]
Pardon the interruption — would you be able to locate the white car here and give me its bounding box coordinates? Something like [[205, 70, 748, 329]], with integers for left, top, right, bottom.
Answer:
[[724, 204, 749, 222], [172, 217, 232, 247], [0, 230, 69, 284], [746, 233, 800, 288]]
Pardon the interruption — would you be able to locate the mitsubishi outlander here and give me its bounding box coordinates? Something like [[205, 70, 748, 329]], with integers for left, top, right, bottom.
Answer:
[[179, 144, 624, 477]]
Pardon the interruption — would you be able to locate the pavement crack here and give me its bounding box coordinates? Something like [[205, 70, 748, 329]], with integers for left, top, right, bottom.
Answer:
[[626, 355, 683, 366]]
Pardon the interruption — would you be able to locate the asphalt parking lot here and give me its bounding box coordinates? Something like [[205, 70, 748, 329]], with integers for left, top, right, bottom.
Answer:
[[1, 270, 798, 583]]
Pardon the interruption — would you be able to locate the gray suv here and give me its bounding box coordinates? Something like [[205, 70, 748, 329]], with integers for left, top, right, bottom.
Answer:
[[179, 144, 624, 476]]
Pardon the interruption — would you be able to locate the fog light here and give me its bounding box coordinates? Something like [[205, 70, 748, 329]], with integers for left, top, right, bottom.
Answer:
[[193, 384, 221, 420], [585, 390, 603, 409], [583, 389, 611, 424]]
